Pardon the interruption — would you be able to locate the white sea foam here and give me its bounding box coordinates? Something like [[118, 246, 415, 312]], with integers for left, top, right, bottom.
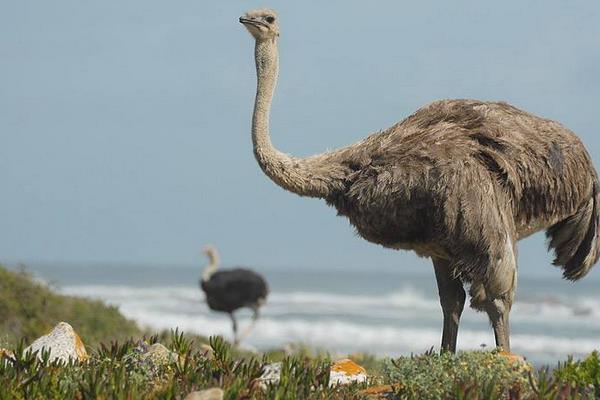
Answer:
[[61, 284, 600, 320], [92, 306, 599, 362], [59, 284, 600, 364]]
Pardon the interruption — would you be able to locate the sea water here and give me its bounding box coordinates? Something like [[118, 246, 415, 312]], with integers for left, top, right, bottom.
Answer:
[[17, 262, 600, 366]]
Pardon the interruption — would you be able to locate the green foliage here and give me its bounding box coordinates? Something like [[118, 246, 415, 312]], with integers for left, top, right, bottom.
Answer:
[[0, 332, 369, 399], [526, 367, 597, 400], [382, 349, 533, 400], [1, 332, 600, 399], [552, 351, 600, 397], [0, 265, 141, 348]]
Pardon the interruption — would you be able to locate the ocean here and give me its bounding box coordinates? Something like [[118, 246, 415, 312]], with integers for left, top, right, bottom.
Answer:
[[17, 262, 600, 366]]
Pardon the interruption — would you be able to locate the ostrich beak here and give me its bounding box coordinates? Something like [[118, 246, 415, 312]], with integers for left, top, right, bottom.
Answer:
[[239, 16, 268, 29]]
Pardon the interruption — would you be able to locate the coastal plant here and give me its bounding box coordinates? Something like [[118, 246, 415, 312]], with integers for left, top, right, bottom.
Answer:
[[382, 349, 533, 400], [2, 331, 600, 399], [0, 265, 141, 348], [552, 351, 599, 397]]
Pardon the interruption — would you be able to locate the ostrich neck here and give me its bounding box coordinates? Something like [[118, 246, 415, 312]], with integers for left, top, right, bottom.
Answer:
[[252, 38, 344, 199], [202, 250, 219, 282]]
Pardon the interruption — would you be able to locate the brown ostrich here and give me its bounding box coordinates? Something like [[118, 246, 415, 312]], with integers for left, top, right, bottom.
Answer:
[[239, 9, 599, 352]]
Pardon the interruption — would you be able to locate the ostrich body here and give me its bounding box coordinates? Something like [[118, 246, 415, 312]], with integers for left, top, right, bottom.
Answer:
[[200, 246, 269, 345], [239, 9, 600, 352]]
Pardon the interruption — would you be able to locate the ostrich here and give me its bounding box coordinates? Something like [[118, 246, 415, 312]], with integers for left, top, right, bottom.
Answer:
[[199, 245, 269, 345], [239, 9, 600, 353]]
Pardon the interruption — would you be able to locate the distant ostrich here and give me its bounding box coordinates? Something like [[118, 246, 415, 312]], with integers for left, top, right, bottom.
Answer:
[[199, 245, 269, 345], [239, 9, 600, 353]]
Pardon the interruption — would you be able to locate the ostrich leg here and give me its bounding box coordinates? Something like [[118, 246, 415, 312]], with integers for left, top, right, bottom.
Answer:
[[485, 296, 512, 351], [238, 307, 260, 343], [229, 312, 239, 345], [433, 257, 466, 353], [483, 234, 517, 352]]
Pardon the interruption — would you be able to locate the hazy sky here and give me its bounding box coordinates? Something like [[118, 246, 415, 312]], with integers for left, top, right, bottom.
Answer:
[[1, 1, 599, 277]]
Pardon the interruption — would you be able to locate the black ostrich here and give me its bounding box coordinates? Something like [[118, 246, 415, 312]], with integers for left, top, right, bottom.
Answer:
[[199, 245, 269, 345]]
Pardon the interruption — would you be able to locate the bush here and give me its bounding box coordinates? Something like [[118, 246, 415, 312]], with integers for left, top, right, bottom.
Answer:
[[0, 333, 370, 400], [553, 351, 600, 396], [2, 331, 600, 398], [382, 349, 533, 399], [0, 265, 141, 348]]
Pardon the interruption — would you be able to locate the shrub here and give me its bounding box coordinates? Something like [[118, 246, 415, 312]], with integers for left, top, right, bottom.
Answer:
[[0, 333, 369, 400], [382, 349, 533, 399], [0, 265, 141, 348], [553, 351, 599, 397]]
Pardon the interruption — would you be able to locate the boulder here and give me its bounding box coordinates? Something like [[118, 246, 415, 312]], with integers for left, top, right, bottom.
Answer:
[[25, 322, 88, 362], [0, 348, 15, 366], [329, 358, 368, 386], [183, 388, 224, 400], [256, 362, 282, 386], [0, 348, 15, 359], [141, 343, 179, 366], [199, 343, 214, 360]]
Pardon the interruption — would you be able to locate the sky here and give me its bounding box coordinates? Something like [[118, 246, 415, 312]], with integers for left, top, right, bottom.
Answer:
[[1, 1, 600, 277]]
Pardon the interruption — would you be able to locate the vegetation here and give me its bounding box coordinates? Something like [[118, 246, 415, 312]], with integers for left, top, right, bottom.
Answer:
[[0, 265, 141, 348], [0, 334, 362, 400], [1, 333, 599, 399], [1, 265, 599, 398], [381, 349, 532, 399], [552, 352, 600, 396]]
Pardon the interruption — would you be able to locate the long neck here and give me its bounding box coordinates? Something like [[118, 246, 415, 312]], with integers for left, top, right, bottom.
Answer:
[[252, 38, 345, 198], [202, 249, 219, 282]]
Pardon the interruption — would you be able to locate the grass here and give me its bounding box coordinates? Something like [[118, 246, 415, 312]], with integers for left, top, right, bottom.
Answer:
[[1, 333, 599, 399], [0, 265, 142, 348], [1, 264, 599, 399], [0, 334, 364, 400]]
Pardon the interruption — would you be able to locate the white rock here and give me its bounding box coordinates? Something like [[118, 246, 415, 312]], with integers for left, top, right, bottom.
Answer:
[[329, 359, 368, 387], [25, 322, 88, 362], [183, 388, 224, 400], [257, 362, 282, 386]]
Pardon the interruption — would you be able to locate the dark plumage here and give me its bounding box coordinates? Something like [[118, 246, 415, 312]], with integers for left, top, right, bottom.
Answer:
[[199, 246, 268, 345], [201, 268, 268, 313]]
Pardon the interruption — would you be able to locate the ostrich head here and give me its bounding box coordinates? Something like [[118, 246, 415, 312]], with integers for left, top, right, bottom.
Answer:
[[202, 245, 219, 262], [239, 9, 279, 40]]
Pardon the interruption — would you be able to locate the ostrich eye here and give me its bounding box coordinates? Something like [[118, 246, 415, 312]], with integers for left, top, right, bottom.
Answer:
[[265, 16, 275, 24]]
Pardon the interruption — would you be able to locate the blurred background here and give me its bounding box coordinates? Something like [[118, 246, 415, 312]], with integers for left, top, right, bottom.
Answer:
[[1, 1, 599, 365]]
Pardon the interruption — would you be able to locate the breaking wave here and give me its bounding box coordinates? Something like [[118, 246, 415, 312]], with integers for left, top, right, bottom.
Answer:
[[59, 284, 600, 365]]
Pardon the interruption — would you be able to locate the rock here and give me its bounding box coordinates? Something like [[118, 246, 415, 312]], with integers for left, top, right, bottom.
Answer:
[[141, 343, 179, 366], [329, 358, 368, 387], [183, 388, 224, 400], [25, 322, 88, 362], [199, 343, 214, 360], [125, 341, 180, 374], [0, 348, 15, 359], [256, 362, 282, 386], [1, 348, 16, 366]]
